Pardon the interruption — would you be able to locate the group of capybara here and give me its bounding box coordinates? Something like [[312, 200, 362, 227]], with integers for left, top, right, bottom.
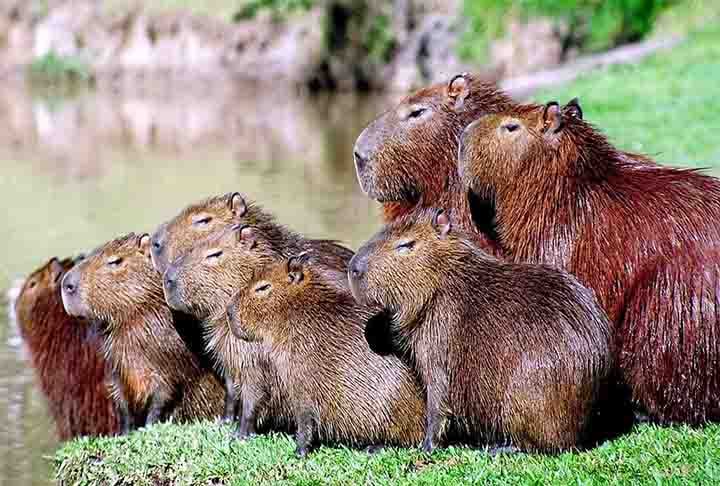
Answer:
[[13, 73, 720, 457]]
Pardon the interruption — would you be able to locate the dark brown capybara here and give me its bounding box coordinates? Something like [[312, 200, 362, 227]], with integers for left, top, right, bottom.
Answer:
[[163, 218, 353, 436], [157, 193, 353, 425], [61, 233, 224, 433], [458, 100, 720, 425], [348, 208, 612, 453], [150, 192, 275, 275], [226, 253, 426, 457], [353, 72, 524, 255], [14, 256, 119, 440]]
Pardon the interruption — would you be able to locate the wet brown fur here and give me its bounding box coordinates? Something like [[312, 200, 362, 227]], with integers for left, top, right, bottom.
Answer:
[[349, 208, 613, 452], [459, 103, 720, 424], [15, 257, 119, 440], [227, 256, 426, 456], [164, 216, 353, 436], [61, 233, 224, 432], [353, 73, 526, 255]]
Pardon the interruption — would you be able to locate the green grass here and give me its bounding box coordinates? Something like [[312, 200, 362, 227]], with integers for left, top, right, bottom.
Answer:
[[52, 20, 720, 486], [55, 422, 720, 485]]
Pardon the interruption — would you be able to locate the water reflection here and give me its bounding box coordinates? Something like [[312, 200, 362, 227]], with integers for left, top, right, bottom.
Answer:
[[0, 81, 390, 485]]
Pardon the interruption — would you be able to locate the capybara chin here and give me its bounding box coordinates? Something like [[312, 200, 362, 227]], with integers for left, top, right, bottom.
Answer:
[[162, 213, 352, 433], [349, 208, 612, 453], [14, 257, 119, 440], [150, 191, 275, 274], [458, 99, 720, 425], [61, 233, 223, 433], [353, 72, 524, 254], [227, 254, 426, 457]]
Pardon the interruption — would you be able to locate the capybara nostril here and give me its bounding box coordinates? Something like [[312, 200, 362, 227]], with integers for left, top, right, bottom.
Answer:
[[349, 258, 366, 281], [353, 149, 368, 172]]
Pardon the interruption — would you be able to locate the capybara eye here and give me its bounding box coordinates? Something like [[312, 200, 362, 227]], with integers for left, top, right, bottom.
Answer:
[[205, 250, 223, 260], [394, 240, 416, 254], [193, 216, 212, 226], [408, 108, 427, 119], [503, 123, 521, 133], [254, 283, 271, 294], [107, 257, 123, 267], [28, 280, 37, 289]]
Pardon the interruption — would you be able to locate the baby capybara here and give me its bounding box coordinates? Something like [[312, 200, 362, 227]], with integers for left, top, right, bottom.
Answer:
[[349, 209, 612, 453], [61, 233, 224, 432], [15, 256, 119, 440], [150, 191, 275, 274], [226, 254, 426, 456], [353, 72, 521, 254], [458, 100, 720, 425], [163, 217, 353, 435]]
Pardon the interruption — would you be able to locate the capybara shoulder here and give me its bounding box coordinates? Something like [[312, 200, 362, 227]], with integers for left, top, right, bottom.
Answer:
[[15, 256, 119, 439], [349, 208, 612, 452], [150, 192, 275, 273], [61, 233, 223, 431], [227, 254, 426, 456], [459, 99, 720, 424]]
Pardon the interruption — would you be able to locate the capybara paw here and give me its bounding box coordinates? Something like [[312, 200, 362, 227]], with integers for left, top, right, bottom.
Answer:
[[486, 445, 520, 456], [232, 429, 256, 441], [295, 445, 310, 458], [364, 444, 384, 455], [421, 439, 435, 454]]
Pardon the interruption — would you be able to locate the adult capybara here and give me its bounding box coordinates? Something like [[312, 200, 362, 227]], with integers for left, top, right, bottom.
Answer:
[[226, 254, 426, 456], [458, 100, 720, 425], [15, 257, 119, 440], [150, 192, 275, 274], [353, 72, 522, 254], [349, 209, 612, 453], [163, 218, 353, 435], [61, 233, 224, 432]]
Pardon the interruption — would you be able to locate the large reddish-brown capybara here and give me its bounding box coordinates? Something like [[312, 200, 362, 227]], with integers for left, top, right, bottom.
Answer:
[[353, 72, 523, 255], [150, 191, 276, 274], [61, 233, 224, 433], [163, 218, 353, 437], [226, 254, 426, 457], [15, 256, 119, 440], [348, 208, 613, 453], [458, 99, 720, 425]]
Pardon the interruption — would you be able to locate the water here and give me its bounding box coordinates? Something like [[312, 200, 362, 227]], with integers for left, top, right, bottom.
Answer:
[[0, 80, 390, 485]]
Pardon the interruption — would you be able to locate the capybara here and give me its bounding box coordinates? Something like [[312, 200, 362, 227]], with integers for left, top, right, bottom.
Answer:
[[226, 253, 426, 456], [349, 209, 612, 453], [61, 233, 224, 432], [353, 72, 522, 254], [163, 217, 353, 435], [150, 191, 275, 274], [14, 257, 119, 440], [458, 100, 720, 425], [157, 193, 353, 425]]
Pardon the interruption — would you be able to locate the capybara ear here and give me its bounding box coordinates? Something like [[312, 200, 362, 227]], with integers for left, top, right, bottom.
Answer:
[[542, 101, 563, 135], [138, 233, 152, 258], [228, 192, 247, 218], [286, 253, 310, 284], [48, 258, 65, 284], [432, 209, 452, 239], [447, 73, 471, 111], [563, 97, 583, 120], [233, 224, 257, 249]]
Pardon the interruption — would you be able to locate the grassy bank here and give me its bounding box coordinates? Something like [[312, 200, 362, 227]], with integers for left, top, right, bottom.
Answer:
[[54, 24, 720, 486], [55, 422, 720, 485]]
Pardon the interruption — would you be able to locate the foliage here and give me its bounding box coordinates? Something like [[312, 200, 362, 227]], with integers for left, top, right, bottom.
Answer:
[[28, 51, 92, 82], [459, 0, 677, 62], [233, 0, 315, 21]]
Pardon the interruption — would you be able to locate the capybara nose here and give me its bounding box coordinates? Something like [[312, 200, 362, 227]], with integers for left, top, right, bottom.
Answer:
[[354, 149, 369, 172], [349, 257, 367, 281], [163, 267, 177, 292], [62, 273, 78, 296]]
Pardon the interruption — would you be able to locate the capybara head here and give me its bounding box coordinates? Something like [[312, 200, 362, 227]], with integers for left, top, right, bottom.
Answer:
[[353, 73, 514, 208], [163, 223, 282, 319], [150, 192, 271, 274], [62, 233, 160, 324], [15, 257, 74, 328], [226, 252, 342, 343], [458, 98, 587, 200], [349, 208, 462, 323]]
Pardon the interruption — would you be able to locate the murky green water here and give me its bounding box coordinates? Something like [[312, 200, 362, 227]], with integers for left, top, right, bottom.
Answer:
[[0, 82, 388, 485]]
